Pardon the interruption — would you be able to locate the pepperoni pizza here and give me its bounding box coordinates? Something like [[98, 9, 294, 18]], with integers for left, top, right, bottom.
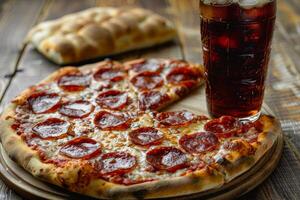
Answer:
[[0, 58, 278, 199]]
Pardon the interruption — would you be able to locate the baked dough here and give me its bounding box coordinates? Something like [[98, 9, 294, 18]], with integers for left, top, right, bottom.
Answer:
[[0, 60, 279, 199], [26, 7, 177, 64]]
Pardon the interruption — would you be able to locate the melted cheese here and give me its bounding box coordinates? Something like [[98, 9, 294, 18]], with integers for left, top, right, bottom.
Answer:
[[14, 61, 225, 182]]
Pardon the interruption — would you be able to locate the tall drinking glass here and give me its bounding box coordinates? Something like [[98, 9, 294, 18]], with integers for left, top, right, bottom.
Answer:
[[200, 0, 276, 121]]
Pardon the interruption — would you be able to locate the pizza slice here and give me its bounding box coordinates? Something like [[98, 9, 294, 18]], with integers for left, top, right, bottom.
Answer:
[[124, 58, 204, 111], [150, 111, 278, 186]]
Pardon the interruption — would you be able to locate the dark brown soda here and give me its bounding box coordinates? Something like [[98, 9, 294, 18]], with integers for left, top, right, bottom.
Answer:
[[200, 1, 276, 118]]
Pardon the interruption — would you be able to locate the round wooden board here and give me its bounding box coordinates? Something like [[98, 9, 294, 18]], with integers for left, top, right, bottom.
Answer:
[[0, 79, 284, 199]]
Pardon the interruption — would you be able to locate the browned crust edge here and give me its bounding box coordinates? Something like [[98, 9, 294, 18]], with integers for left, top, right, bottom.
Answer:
[[215, 115, 279, 183], [27, 7, 177, 65]]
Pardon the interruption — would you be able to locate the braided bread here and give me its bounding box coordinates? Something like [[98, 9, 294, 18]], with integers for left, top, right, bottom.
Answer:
[[27, 7, 177, 64]]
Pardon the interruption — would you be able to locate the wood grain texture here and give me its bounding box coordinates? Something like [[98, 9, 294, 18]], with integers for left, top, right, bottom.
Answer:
[[264, 0, 300, 166], [139, 0, 182, 59], [0, 0, 46, 106], [0, 0, 97, 107], [0, 0, 299, 199], [167, 0, 201, 63]]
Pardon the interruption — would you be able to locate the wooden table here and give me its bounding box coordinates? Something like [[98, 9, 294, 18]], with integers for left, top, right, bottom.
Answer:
[[0, 0, 299, 199]]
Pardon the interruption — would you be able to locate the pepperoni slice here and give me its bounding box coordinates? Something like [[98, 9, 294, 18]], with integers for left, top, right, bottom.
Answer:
[[241, 120, 263, 133], [174, 86, 189, 98], [167, 67, 201, 87], [94, 67, 125, 82], [155, 111, 195, 127], [128, 59, 163, 73], [27, 92, 60, 114], [131, 72, 164, 91], [204, 116, 241, 138], [96, 90, 129, 110], [138, 91, 171, 111], [129, 127, 164, 146], [58, 73, 90, 92], [186, 160, 207, 172], [240, 120, 263, 142], [32, 118, 70, 139], [98, 152, 137, 175], [59, 137, 101, 159], [179, 132, 219, 154], [94, 111, 131, 131], [59, 100, 94, 118], [146, 147, 188, 172]]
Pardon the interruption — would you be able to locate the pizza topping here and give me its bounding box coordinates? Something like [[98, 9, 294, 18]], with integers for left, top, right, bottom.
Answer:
[[223, 140, 243, 152], [179, 132, 219, 154], [129, 127, 164, 146], [241, 120, 263, 133], [59, 137, 101, 159], [58, 73, 90, 92], [94, 111, 131, 131], [155, 111, 195, 127], [94, 67, 125, 82], [174, 86, 189, 97], [98, 152, 137, 175], [182, 160, 207, 175], [97, 81, 111, 91], [188, 160, 206, 171], [11, 122, 21, 131], [240, 120, 263, 142], [204, 116, 241, 138], [131, 72, 164, 91], [146, 147, 188, 172], [223, 139, 255, 156], [128, 59, 163, 73], [138, 91, 171, 111], [59, 100, 94, 118], [167, 66, 201, 87], [32, 118, 70, 139], [96, 90, 129, 110], [168, 60, 188, 68], [27, 92, 61, 114]]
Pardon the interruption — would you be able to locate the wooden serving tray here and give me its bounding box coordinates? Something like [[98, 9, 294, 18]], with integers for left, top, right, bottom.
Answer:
[[0, 87, 284, 200]]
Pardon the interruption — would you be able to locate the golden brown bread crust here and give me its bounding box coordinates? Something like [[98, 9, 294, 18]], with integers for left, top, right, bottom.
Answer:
[[0, 60, 279, 199], [27, 7, 177, 65], [210, 115, 279, 182]]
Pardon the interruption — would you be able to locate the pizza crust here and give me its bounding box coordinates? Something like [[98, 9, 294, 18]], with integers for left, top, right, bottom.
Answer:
[[27, 7, 177, 65], [212, 115, 279, 183], [0, 104, 57, 183], [0, 60, 279, 199]]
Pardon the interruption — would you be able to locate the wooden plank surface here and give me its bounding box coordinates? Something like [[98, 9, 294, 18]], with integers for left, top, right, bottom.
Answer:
[[0, 0, 46, 106], [0, 0, 299, 199], [0, 0, 97, 107]]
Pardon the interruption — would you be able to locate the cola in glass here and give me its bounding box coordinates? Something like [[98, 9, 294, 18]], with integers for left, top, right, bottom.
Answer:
[[200, 0, 276, 120]]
